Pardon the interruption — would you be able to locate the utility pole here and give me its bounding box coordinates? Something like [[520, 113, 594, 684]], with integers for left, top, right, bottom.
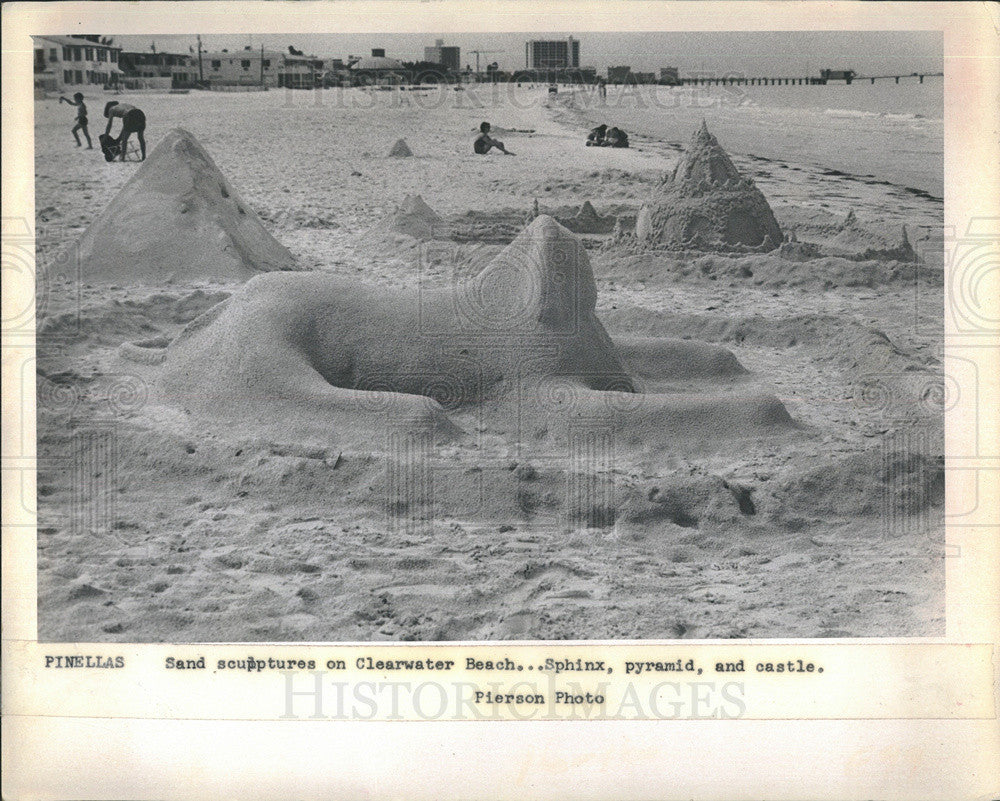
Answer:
[[260, 43, 265, 87], [470, 49, 501, 78], [197, 34, 204, 84]]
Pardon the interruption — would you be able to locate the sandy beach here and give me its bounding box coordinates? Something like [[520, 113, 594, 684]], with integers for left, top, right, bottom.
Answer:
[[34, 82, 945, 642]]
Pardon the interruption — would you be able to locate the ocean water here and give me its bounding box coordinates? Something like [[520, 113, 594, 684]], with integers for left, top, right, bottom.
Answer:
[[569, 80, 943, 198]]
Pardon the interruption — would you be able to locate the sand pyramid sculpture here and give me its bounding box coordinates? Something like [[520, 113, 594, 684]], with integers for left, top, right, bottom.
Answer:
[[129, 215, 792, 447], [637, 121, 783, 252], [370, 194, 444, 241], [388, 138, 414, 157], [561, 200, 616, 234], [58, 128, 296, 285]]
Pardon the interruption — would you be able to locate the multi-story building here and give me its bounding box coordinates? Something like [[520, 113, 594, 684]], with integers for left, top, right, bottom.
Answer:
[[607, 65, 632, 84], [201, 47, 283, 87], [525, 37, 579, 70], [33, 35, 124, 92], [424, 39, 461, 72], [200, 47, 324, 88], [119, 50, 196, 88]]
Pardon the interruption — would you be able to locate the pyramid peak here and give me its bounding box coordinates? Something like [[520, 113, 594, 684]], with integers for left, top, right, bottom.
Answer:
[[388, 138, 413, 157], [668, 123, 742, 187], [473, 215, 596, 329], [399, 194, 439, 217], [524, 213, 565, 234], [690, 120, 718, 147], [161, 127, 199, 143], [147, 128, 212, 161]]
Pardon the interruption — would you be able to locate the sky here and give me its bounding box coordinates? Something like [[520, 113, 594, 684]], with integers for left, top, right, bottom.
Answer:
[[113, 31, 943, 76]]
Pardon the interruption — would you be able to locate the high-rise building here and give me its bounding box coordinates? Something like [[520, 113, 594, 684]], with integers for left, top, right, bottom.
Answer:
[[525, 36, 579, 70], [424, 39, 461, 71]]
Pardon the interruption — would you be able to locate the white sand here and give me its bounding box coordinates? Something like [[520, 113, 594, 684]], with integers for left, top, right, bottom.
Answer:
[[34, 85, 944, 642]]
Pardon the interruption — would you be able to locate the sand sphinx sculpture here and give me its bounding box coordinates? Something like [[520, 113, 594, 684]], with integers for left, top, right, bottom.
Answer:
[[56, 128, 297, 285], [634, 121, 783, 252], [125, 215, 794, 450]]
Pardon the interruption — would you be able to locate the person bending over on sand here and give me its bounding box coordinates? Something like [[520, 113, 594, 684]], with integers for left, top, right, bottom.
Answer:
[[60, 92, 92, 149], [586, 124, 608, 147], [104, 101, 147, 161], [474, 121, 514, 155], [603, 126, 629, 148]]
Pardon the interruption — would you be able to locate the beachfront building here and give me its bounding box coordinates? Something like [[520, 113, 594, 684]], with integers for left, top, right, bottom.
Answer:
[[349, 51, 406, 85], [200, 47, 324, 88], [278, 54, 326, 89], [33, 35, 124, 93], [322, 58, 350, 87], [525, 37, 580, 70], [424, 39, 461, 72], [607, 65, 632, 84], [202, 47, 284, 87], [119, 50, 196, 89]]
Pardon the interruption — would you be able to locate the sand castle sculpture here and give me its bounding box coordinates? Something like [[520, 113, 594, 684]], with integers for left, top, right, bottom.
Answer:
[[57, 129, 296, 284], [126, 216, 793, 449], [388, 138, 414, 157], [831, 208, 917, 262], [635, 121, 783, 252]]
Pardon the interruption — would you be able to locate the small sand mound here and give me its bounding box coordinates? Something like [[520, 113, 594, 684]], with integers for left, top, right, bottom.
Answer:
[[388, 138, 414, 157], [637, 121, 783, 252], [559, 200, 617, 234], [57, 128, 296, 285], [367, 194, 444, 242]]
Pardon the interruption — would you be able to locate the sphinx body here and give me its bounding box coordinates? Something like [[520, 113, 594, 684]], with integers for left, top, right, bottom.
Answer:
[[135, 216, 792, 449]]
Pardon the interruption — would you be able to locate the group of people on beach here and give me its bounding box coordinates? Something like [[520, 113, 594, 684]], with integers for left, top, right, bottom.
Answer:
[[586, 124, 630, 148], [63, 98, 616, 163], [473, 120, 630, 156], [60, 93, 147, 161]]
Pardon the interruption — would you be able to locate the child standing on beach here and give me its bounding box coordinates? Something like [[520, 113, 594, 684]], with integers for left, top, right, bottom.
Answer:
[[104, 101, 147, 161], [59, 92, 92, 149]]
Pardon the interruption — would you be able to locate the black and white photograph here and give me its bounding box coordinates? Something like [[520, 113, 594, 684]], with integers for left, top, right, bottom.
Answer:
[[5, 3, 1000, 799], [29, 26, 950, 643]]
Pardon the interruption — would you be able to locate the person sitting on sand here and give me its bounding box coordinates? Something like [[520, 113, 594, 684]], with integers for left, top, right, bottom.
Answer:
[[586, 124, 608, 147], [604, 126, 629, 148], [474, 121, 514, 155], [104, 101, 146, 161], [59, 92, 92, 149]]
